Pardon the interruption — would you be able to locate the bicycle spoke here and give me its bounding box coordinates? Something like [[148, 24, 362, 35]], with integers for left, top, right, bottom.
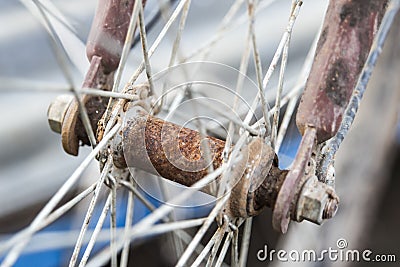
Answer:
[[176, 195, 230, 267], [33, 0, 97, 148], [137, 3, 155, 96], [110, 183, 118, 267], [119, 180, 157, 212], [248, 0, 270, 138], [119, 178, 202, 258], [84, 165, 226, 267], [111, 0, 141, 94], [231, 227, 239, 267], [0, 183, 96, 255], [274, 30, 319, 151], [119, 188, 134, 267], [69, 159, 112, 267], [79, 194, 112, 267], [1, 123, 120, 267], [86, 218, 207, 267], [238, 218, 252, 266], [215, 232, 233, 267], [191, 227, 225, 267], [271, 1, 297, 147], [206, 225, 227, 267], [221, 23, 253, 165], [159, 0, 191, 109], [127, 0, 190, 87], [19, 0, 88, 74], [244, 1, 302, 133], [0, 79, 140, 101]]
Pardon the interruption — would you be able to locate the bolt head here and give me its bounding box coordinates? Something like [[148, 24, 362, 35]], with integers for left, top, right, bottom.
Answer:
[[301, 189, 328, 224], [47, 95, 74, 134]]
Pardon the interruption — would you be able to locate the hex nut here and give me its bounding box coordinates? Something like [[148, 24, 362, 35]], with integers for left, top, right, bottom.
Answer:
[[47, 95, 74, 134], [295, 176, 339, 225]]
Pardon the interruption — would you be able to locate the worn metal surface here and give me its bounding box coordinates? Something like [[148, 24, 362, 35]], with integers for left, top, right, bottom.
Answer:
[[295, 176, 339, 224], [296, 0, 389, 143], [225, 138, 276, 218], [61, 56, 114, 155], [112, 111, 285, 216], [61, 0, 142, 155], [86, 0, 137, 73], [112, 110, 338, 222], [47, 95, 74, 134]]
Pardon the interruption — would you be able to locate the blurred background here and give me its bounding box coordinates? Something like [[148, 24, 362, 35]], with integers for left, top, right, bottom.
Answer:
[[0, 0, 399, 266]]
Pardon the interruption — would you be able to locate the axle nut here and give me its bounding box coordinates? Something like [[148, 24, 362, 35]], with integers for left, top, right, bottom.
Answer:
[[295, 176, 339, 225], [47, 95, 74, 134]]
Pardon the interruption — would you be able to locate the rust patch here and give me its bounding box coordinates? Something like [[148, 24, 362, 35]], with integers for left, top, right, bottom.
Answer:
[[254, 157, 287, 210], [323, 59, 350, 107], [76, 96, 109, 146], [116, 114, 288, 216], [296, 0, 389, 143], [340, 0, 385, 27]]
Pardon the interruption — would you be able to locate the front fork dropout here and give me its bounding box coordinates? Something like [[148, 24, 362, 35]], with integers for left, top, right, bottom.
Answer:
[[272, 0, 390, 233]]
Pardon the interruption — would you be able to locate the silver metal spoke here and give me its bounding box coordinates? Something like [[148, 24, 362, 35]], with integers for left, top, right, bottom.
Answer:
[[206, 225, 227, 267], [119, 188, 134, 267], [215, 232, 233, 267], [85, 166, 227, 267], [222, 23, 253, 166], [79, 194, 112, 267], [69, 159, 112, 267], [0, 183, 96, 255], [86, 218, 207, 267], [191, 227, 225, 267], [0, 79, 139, 101], [111, 0, 141, 94], [110, 183, 118, 267], [77, 88, 140, 101], [176, 195, 230, 267], [248, 0, 270, 137], [119, 180, 157, 212], [274, 29, 320, 151], [271, 1, 297, 147], [4, 218, 204, 255], [102, 0, 141, 123], [238, 218, 253, 266], [231, 226, 239, 267], [244, 1, 302, 132], [127, 0, 190, 87], [137, 3, 155, 96], [119, 178, 201, 257], [261, 1, 301, 90], [33, 0, 97, 148], [159, 0, 192, 109], [0, 124, 120, 267], [19, 0, 88, 74]]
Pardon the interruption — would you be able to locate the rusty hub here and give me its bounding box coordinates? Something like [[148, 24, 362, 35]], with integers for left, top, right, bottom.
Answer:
[[101, 93, 339, 224]]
